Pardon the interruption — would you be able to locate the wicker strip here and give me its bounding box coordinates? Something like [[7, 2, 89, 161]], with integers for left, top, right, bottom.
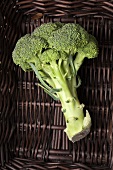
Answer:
[[0, 157, 111, 170]]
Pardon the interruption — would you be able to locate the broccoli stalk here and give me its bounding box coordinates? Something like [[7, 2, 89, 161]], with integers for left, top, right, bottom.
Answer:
[[12, 22, 98, 142]]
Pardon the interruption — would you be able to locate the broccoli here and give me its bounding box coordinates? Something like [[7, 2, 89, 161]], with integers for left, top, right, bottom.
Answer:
[[32, 22, 64, 40], [12, 22, 98, 142]]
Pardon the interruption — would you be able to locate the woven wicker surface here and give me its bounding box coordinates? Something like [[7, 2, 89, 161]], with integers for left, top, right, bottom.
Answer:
[[0, 0, 113, 170]]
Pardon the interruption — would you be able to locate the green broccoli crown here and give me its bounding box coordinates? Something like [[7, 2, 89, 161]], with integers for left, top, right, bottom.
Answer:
[[12, 34, 48, 71], [12, 22, 98, 73], [78, 34, 99, 59], [48, 23, 89, 55], [32, 22, 64, 40]]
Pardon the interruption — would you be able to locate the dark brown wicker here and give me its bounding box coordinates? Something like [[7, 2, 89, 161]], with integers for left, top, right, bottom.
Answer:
[[0, 0, 113, 170]]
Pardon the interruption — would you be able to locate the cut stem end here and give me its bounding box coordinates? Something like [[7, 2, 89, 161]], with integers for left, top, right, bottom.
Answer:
[[70, 126, 91, 143]]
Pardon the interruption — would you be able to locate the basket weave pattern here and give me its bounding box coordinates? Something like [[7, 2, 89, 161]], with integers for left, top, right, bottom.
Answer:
[[16, 0, 113, 18], [0, 0, 113, 170]]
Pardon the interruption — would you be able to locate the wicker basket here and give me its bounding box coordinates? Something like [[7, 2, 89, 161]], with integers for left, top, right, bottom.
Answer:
[[0, 0, 113, 169]]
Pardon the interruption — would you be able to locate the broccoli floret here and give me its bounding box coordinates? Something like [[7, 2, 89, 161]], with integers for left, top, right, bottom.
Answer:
[[74, 34, 98, 72], [12, 22, 99, 142], [12, 34, 48, 71], [48, 23, 89, 55], [32, 22, 64, 40]]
